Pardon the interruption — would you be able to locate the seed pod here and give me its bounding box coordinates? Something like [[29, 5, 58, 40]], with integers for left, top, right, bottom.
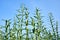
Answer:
[[31, 18, 35, 27], [32, 28, 35, 33], [26, 19, 28, 26]]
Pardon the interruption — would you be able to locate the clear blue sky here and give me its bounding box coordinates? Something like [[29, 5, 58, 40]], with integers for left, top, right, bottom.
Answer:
[[0, 0, 60, 33]]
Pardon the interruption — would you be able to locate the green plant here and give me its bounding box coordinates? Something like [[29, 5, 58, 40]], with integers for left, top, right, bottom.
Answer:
[[0, 6, 59, 40]]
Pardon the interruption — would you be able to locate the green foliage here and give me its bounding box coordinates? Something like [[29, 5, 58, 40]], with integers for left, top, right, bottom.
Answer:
[[0, 6, 59, 40]]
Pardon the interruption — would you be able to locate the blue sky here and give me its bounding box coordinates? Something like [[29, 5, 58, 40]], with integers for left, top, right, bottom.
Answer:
[[0, 0, 60, 33]]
